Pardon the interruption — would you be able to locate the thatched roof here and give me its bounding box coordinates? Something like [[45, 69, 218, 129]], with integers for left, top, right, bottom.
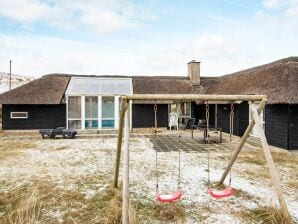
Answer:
[[132, 76, 199, 94], [0, 74, 70, 104], [206, 57, 298, 104], [1, 57, 297, 105]]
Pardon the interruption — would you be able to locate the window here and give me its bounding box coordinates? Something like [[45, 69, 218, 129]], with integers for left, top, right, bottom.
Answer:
[[10, 112, 28, 119], [180, 102, 191, 117], [68, 96, 81, 129], [102, 96, 115, 129], [85, 96, 98, 129]]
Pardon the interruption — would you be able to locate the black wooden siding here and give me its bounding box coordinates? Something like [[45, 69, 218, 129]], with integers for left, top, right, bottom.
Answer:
[[193, 104, 215, 126], [289, 105, 298, 149], [2, 104, 66, 130], [265, 104, 289, 149], [217, 102, 249, 136], [132, 104, 168, 128]]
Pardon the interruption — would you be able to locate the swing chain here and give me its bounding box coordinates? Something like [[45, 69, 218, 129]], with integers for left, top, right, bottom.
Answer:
[[230, 104, 234, 141]]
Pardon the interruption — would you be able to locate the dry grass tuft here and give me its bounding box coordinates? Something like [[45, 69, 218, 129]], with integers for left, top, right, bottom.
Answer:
[[239, 205, 293, 224], [7, 188, 42, 224], [0, 140, 36, 159], [154, 203, 185, 221], [0, 179, 135, 224], [132, 200, 185, 222]]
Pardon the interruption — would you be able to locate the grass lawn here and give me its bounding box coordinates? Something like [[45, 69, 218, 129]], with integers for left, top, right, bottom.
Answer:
[[0, 131, 297, 223]]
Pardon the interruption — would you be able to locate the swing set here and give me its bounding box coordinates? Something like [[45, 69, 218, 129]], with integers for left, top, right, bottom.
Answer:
[[113, 94, 290, 224]]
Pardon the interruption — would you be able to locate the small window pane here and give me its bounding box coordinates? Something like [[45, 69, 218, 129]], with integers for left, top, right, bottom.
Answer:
[[68, 96, 81, 119], [10, 112, 28, 119], [115, 83, 131, 94], [170, 104, 177, 113], [181, 102, 191, 116], [68, 120, 81, 130], [101, 80, 115, 94], [102, 120, 114, 128], [102, 97, 114, 118], [85, 96, 98, 119], [85, 120, 98, 129]]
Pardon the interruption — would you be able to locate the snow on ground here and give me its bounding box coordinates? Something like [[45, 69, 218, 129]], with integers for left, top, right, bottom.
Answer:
[[0, 133, 297, 223]]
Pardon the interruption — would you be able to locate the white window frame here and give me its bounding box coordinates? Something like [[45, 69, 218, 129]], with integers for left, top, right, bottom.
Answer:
[[10, 112, 28, 119], [101, 96, 116, 130], [67, 95, 82, 130], [84, 95, 100, 130]]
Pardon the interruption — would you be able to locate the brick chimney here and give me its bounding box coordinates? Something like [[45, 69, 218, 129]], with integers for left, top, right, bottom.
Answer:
[[188, 60, 200, 85]]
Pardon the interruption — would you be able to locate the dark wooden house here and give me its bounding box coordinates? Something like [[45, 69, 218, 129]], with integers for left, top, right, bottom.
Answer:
[[0, 57, 297, 150], [205, 57, 298, 150]]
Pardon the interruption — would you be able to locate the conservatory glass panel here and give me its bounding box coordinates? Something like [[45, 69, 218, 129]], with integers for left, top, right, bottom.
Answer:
[[85, 96, 98, 119], [102, 96, 115, 129], [67, 77, 131, 95], [85, 120, 98, 129], [114, 82, 131, 94], [68, 120, 81, 130], [102, 97, 115, 118], [101, 80, 115, 94], [102, 120, 115, 128], [68, 96, 81, 119]]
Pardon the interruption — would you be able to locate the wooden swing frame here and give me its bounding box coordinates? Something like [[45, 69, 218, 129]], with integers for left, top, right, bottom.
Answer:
[[113, 94, 290, 224]]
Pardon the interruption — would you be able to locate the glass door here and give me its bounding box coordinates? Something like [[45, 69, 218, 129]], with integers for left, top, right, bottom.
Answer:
[[102, 96, 115, 129], [85, 96, 98, 129]]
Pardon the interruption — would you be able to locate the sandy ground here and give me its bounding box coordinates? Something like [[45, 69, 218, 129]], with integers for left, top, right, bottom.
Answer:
[[0, 131, 297, 223]]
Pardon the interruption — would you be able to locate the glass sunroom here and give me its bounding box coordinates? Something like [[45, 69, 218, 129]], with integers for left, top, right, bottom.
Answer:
[[65, 77, 132, 130]]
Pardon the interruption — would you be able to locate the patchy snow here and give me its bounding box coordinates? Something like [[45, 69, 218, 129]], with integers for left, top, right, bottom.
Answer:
[[0, 72, 34, 93], [0, 135, 297, 223]]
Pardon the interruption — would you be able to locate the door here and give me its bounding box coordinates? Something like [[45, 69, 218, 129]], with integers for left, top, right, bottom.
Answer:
[[102, 96, 115, 129]]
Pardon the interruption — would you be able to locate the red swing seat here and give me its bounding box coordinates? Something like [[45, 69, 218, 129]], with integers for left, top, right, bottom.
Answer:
[[156, 190, 182, 203], [208, 186, 234, 199]]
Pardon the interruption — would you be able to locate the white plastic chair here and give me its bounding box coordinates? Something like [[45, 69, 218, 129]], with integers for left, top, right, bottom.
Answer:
[[169, 112, 179, 131]]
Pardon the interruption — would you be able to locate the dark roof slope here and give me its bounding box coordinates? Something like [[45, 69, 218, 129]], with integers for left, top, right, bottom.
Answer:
[[206, 57, 298, 104], [0, 74, 70, 104]]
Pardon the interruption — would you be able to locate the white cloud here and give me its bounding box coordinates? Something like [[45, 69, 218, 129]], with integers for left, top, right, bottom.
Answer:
[[0, 0, 49, 23], [263, 0, 283, 9], [0, 0, 155, 33], [262, 0, 298, 17]]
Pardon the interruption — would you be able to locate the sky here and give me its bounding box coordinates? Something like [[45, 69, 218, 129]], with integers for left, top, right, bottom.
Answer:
[[0, 0, 297, 78]]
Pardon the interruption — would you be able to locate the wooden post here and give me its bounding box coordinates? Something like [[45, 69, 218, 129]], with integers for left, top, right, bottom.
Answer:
[[113, 97, 127, 188], [122, 99, 130, 224], [218, 99, 266, 184], [252, 108, 290, 220]]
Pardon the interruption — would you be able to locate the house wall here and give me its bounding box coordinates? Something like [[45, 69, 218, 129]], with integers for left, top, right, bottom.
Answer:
[[265, 104, 289, 149], [217, 102, 249, 136], [193, 104, 215, 126], [2, 104, 66, 130], [289, 104, 298, 150], [132, 104, 168, 128]]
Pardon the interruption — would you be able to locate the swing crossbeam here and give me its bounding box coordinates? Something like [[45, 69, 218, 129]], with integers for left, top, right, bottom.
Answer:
[[114, 94, 290, 224]]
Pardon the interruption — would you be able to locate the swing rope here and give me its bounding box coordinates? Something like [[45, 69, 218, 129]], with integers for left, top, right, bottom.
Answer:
[[154, 101, 182, 202], [206, 102, 235, 199], [178, 134, 181, 189], [206, 101, 211, 188], [154, 101, 159, 193], [229, 103, 234, 186]]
